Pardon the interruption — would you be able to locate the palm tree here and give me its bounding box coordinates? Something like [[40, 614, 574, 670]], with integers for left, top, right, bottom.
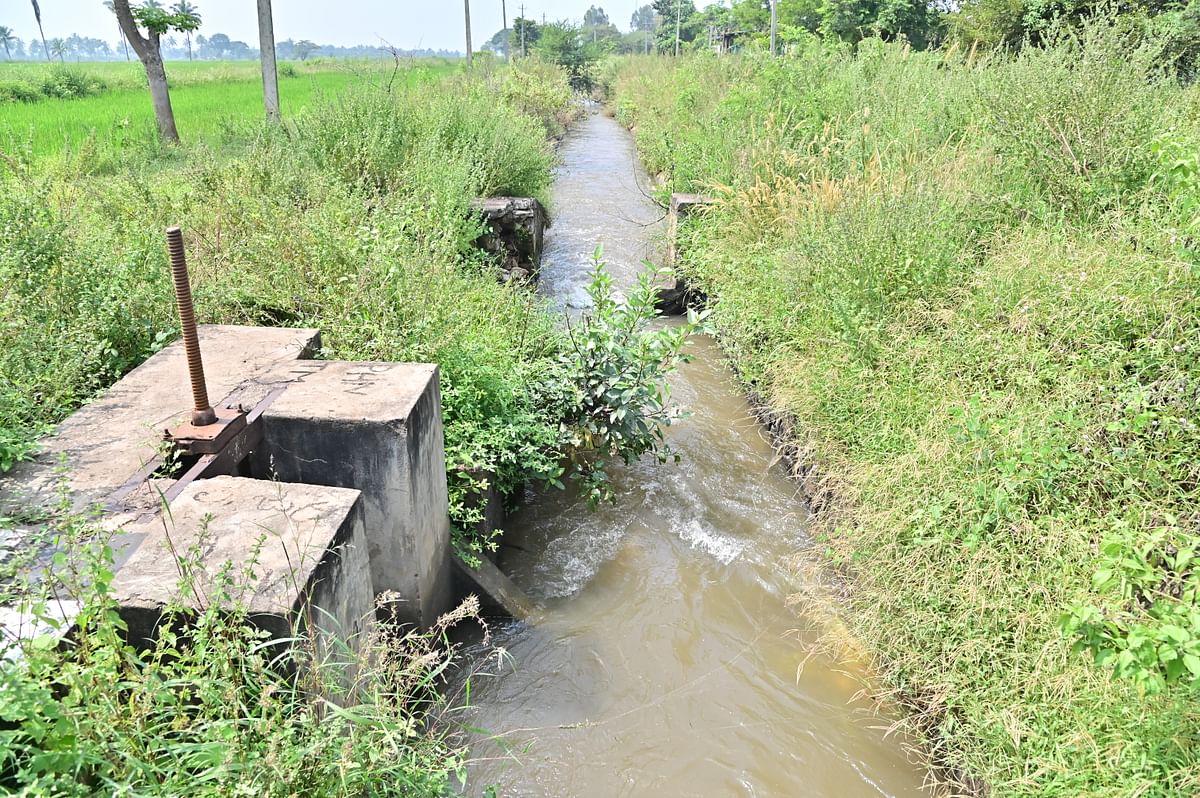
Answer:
[[0, 26, 15, 60], [48, 36, 67, 62], [171, 1, 200, 60], [142, 0, 164, 8], [31, 0, 50, 62]]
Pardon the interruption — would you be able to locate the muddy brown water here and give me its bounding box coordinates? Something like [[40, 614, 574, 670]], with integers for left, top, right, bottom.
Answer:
[[454, 110, 929, 797]]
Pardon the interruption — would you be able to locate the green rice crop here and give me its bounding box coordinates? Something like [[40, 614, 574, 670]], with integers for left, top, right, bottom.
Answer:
[[0, 60, 456, 159]]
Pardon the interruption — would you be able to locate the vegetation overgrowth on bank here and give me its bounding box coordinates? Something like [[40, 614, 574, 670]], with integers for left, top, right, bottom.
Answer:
[[612, 18, 1200, 797], [0, 505, 478, 796], [0, 58, 570, 792], [1, 60, 561, 556], [1, 53, 705, 793]]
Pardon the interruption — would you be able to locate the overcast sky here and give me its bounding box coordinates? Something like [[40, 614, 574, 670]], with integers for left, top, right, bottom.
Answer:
[[8, 1, 644, 52]]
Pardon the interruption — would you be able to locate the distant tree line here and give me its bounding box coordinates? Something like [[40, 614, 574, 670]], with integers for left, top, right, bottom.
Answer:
[[479, 0, 1200, 69], [0, 31, 457, 62]]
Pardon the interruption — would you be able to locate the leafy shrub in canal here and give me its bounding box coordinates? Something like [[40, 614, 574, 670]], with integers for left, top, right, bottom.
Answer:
[[559, 249, 707, 507], [612, 15, 1200, 797]]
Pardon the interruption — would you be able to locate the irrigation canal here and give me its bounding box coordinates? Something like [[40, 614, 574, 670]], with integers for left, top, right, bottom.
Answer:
[[453, 109, 929, 797]]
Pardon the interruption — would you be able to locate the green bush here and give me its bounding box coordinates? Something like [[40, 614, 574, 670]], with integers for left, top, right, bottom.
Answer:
[[0, 79, 43, 104], [558, 250, 706, 506], [0, 68, 108, 104], [492, 57, 578, 137]]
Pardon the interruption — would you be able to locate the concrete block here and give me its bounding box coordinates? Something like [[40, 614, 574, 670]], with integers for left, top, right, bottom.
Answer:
[[0, 325, 320, 517], [111, 476, 373, 655], [666, 192, 714, 267], [249, 362, 452, 627], [658, 193, 715, 315], [471, 197, 549, 281]]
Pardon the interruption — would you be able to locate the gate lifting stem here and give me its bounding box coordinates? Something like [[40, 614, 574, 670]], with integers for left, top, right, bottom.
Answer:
[[163, 225, 248, 456], [103, 227, 288, 517]]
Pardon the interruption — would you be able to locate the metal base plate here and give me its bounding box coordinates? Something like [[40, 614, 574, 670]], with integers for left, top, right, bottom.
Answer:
[[168, 406, 247, 455]]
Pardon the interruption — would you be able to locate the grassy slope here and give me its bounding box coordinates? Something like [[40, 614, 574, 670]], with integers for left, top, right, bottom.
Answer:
[[612, 29, 1200, 798]]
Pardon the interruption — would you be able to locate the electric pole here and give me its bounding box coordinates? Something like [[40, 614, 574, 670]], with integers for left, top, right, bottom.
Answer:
[[520, 3, 526, 56], [770, 0, 777, 57], [257, 0, 279, 121], [674, 0, 681, 57], [501, 0, 508, 60], [464, 0, 473, 66]]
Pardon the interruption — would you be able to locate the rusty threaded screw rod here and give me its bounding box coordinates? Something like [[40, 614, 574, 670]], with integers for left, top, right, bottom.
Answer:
[[165, 226, 218, 427]]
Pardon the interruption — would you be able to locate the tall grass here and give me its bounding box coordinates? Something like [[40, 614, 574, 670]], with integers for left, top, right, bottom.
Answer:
[[612, 19, 1200, 798]]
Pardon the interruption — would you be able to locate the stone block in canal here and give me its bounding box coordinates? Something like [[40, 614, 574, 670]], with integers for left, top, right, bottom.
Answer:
[[471, 196, 549, 282], [111, 476, 373, 653], [248, 361, 453, 628]]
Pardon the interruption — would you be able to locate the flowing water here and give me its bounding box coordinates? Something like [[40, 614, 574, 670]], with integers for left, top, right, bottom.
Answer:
[[455, 110, 929, 797]]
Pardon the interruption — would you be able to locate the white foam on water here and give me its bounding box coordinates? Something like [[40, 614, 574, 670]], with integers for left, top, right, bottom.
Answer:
[[676, 518, 745, 565], [533, 518, 628, 599]]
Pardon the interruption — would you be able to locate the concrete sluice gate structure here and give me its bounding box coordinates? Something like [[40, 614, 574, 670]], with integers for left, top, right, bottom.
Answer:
[[0, 325, 455, 655]]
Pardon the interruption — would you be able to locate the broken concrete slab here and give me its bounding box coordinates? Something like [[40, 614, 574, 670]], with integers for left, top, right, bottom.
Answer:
[[111, 476, 373, 653], [248, 362, 453, 628], [472, 197, 549, 282]]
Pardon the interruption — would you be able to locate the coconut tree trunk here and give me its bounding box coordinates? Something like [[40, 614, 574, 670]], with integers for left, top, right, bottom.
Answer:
[[113, 0, 180, 142]]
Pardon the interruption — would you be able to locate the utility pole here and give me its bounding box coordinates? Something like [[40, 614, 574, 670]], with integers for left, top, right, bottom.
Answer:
[[501, 0, 508, 60], [257, 0, 279, 122], [520, 3, 526, 56], [674, 0, 681, 57], [464, 0, 473, 66], [769, 0, 777, 57]]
